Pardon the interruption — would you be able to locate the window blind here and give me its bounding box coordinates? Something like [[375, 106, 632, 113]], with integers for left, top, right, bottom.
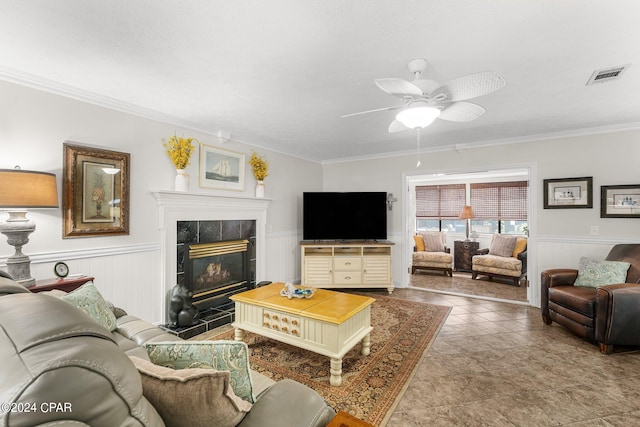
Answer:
[[416, 184, 466, 219], [470, 181, 528, 220]]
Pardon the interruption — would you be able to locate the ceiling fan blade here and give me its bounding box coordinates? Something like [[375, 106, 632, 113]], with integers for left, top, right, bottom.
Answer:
[[438, 102, 486, 122], [375, 78, 423, 97], [430, 71, 506, 102], [388, 119, 410, 133], [341, 105, 401, 118]]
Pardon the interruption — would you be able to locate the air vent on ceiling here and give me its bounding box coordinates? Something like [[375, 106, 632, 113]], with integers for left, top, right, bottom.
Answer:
[[586, 64, 630, 85]]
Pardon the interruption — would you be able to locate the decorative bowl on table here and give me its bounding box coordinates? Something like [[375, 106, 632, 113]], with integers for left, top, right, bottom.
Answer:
[[280, 283, 315, 299]]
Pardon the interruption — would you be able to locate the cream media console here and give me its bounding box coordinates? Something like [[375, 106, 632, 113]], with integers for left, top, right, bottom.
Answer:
[[300, 241, 394, 294]]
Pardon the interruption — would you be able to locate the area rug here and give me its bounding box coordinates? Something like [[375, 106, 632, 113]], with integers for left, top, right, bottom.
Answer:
[[209, 294, 451, 426]]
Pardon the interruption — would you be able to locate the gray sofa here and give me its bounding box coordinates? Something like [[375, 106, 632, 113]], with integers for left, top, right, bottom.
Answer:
[[0, 277, 335, 427]]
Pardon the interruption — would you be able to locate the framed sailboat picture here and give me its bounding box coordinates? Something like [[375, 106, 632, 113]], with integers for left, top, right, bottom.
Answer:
[[199, 143, 245, 191]]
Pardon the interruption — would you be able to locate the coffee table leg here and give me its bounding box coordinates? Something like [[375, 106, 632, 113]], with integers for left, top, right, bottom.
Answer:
[[361, 333, 371, 356], [234, 328, 244, 342], [330, 357, 343, 386]]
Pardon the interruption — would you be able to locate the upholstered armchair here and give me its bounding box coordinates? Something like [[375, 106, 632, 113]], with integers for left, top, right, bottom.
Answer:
[[471, 235, 527, 286], [541, 244, 640, 354], [411, 232, 453, 277]]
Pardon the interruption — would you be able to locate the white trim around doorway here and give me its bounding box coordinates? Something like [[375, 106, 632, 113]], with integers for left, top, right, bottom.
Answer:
[[401, 162, 538, 306]]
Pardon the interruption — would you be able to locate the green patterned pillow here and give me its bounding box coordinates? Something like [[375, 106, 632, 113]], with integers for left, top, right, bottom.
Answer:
[[574, 257, 631, 288], [60, 282, 117, 331], [145, 341, 255, 403]]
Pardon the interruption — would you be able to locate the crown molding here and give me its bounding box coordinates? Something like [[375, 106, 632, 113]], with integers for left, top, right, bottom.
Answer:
[[0, 65, 221, 135], [0, 65, 324, 164], [3, 65, 640, 166], [321, 123, 640, 165]]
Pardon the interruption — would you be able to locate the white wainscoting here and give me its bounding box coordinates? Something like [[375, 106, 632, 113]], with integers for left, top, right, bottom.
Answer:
[[264, 230, 303, 283], [535, 235, 637, 271], [26, 244, 163, 323], [5, 234, 635, 322], [532, 235, 637, 307]]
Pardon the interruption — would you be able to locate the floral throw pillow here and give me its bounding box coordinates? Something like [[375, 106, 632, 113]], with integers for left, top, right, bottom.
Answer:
[[60, 282, 117, 331], [145, 341, 255, 403], [573, 257, 631, 288]]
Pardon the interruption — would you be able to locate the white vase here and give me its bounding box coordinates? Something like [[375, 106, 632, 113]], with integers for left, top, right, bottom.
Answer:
[[175, 169, 189, 192], [255, 180, 265, 198]]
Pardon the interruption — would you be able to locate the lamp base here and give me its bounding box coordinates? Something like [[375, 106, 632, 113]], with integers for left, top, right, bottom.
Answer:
[[1, 211, 36, 287], [465, 219, 471, 241], [6, 256, 35, 287]]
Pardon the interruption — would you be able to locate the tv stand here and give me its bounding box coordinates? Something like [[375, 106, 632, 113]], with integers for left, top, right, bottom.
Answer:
[[300, 241, 394, 294]]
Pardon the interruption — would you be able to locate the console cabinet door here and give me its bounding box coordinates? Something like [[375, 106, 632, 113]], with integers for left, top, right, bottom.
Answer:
[[363, 256, 391, 285], [304, 257, 333, 285]]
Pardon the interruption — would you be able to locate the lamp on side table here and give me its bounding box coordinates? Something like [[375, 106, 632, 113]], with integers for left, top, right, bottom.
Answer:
[[459, 205, 475, 241], [0, 167, 59, 287]]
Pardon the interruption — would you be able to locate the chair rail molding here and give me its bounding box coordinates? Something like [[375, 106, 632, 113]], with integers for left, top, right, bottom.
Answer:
[[0, 243, 159, 266]]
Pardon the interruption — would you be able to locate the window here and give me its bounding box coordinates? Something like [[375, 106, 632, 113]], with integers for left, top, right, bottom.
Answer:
[[416, 184, 466, 232], [470, 181, 528, 235], [415, 180, 529, 235]]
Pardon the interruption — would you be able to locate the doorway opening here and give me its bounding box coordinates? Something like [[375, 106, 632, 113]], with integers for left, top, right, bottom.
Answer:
[[403, 165, 535, 304]]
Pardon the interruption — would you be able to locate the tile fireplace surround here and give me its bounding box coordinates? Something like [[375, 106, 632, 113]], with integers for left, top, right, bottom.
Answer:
[[151, 191, 271, 327]]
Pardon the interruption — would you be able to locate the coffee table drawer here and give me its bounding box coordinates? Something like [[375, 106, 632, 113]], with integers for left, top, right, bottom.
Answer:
[[263, 309, 301, 337]]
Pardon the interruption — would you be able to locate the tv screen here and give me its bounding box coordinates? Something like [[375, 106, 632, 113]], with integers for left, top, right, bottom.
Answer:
[[303, 192, 387, 241]]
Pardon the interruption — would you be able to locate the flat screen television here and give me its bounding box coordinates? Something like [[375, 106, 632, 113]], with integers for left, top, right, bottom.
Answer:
[[303, 192, 387, 241]]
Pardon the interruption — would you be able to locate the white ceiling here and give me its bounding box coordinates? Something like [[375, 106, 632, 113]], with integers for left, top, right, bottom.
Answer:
[[1, 1, 639, 163]]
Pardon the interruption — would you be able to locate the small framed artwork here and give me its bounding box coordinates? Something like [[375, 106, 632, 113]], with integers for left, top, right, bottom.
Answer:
[[199, 143, 245, 191], [601, 184, 640, 218], [63, 143, 130, 238], [543, 177, 593, 209]]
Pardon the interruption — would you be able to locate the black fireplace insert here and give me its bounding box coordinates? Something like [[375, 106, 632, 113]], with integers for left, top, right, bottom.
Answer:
[[185, 239, 251, 312]]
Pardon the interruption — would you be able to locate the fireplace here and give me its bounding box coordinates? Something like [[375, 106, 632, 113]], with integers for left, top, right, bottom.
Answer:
[[151, 190, 270, 334], [176, 218, 257, 326], [185, 239, 251, 312]]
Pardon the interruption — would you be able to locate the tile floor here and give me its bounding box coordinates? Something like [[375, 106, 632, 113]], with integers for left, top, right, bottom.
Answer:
[[383, 275, 640, 426], [410, 270, 528, 302]]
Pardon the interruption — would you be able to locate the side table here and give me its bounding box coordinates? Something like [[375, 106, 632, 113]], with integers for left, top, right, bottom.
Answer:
[[454, 240, 479, 272], [327, 411, 375, 427], [30, 276, 95, 293]]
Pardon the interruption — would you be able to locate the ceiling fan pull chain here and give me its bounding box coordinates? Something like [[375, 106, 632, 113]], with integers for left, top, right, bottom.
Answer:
[[416, 127, 422, 168]]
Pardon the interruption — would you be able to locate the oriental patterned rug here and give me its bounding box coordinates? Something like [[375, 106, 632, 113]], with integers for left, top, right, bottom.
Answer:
[[209, 293, 450, 426]]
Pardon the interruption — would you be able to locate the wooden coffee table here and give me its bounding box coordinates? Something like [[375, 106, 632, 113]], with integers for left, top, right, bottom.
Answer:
[[231, 283, 375, 386]]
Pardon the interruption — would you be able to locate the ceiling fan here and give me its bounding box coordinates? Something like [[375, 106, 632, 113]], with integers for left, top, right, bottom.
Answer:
[[342, 58, 507, 133]]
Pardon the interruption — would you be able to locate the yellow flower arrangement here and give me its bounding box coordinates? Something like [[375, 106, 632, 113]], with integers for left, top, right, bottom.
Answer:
[[163, 135, 197, 170], [248, 151, 269, 181]]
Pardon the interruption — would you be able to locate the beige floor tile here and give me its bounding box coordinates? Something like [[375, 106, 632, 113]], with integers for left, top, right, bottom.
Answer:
[[382, 277, 640, 426], [198, 278, 640, 426]]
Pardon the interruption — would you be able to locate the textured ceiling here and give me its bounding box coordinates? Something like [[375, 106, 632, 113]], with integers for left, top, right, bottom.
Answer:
[[1, 1, 639, 162]]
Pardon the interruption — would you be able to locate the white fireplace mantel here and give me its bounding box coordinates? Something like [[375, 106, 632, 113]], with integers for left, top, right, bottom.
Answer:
[[151, 190, 271, 322]]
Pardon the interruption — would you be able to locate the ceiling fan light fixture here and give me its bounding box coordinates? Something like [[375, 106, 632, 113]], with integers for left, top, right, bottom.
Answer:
[[396, 105, 441, 129]]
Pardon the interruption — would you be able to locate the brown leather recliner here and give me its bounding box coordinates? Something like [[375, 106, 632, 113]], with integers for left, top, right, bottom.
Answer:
[[541, 244, 640, 353]]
